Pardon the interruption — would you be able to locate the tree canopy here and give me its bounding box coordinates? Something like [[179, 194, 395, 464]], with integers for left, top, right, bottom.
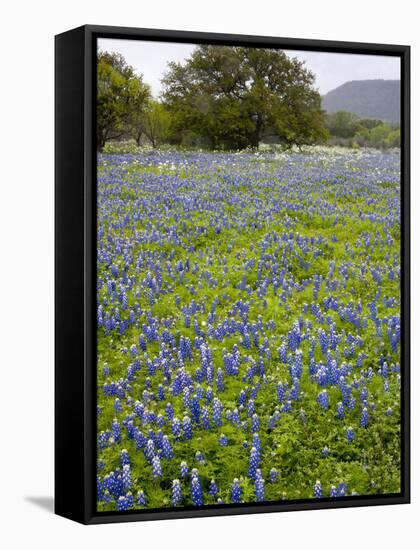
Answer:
[[97, 51, 151, 150], [162, 46, 328, 149]]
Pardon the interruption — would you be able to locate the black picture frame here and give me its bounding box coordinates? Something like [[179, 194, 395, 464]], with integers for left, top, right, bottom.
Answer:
[[55, 24, 410, 525]]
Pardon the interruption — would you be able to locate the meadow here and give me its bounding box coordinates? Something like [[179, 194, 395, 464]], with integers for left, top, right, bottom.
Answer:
[[96, 147, 401, 511]]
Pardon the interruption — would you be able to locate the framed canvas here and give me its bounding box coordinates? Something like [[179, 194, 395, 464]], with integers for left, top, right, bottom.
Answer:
[[55, 25, 410, 525]]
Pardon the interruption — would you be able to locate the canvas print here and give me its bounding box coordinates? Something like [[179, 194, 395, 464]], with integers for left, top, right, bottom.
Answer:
[[95, 39, 401, 513]]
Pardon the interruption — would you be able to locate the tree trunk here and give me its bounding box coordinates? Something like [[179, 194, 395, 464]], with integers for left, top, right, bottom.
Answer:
[[250, 115, 262, 150], [97, 137, 105, 152], [97, 129, 107, 152]]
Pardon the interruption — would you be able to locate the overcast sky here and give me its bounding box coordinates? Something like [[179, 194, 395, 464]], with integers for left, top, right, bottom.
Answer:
[[98, 38, 400, 97]]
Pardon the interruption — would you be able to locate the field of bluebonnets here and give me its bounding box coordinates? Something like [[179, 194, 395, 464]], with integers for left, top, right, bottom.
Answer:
[[96, 147, 401, 512]]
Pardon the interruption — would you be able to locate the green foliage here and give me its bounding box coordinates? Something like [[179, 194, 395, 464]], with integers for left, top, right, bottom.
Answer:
[[355, 124, 400, 149], [97, 51, 151, 150], [142, 100, 171, 148], [326, 110, 401, 149], [325, 111, 361, 138], [162, 46, 328, 150]]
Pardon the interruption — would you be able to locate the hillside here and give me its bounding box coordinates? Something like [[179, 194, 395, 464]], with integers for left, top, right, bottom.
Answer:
[[322, 79, 400, 123]]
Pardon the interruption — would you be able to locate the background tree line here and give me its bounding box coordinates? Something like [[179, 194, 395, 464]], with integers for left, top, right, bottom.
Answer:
[[97, 49, 399, 152], [325, 111, 400, 149], [97, 47, 327, 151]]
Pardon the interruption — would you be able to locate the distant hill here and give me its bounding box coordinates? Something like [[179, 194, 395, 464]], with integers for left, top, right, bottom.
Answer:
[[322, 80, 400, 123]]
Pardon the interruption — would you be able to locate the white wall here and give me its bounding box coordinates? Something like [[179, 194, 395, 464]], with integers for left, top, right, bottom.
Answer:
[[1, 1, 417, 548]]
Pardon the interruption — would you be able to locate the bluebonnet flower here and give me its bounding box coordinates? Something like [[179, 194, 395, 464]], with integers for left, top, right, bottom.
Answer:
[[268, 411, 281, 429], [313, 480, 323, 498], [133, 400, 144, 420], [321, 446, 330, 458], [205, 386, 213, 403], [117, 492, 133, 511], [346, 427, 355, 442], [103, 470, 124, 498], [98, 431, 109, 450], [152, 456, 162, 478], [391, 333, 399, 353], [122, 464, 132, 492], [133, 428, 145, 450], [183, 416, 193, 440], [338, 482, 348, 496], [278, 344, 287, 363], [276, 382, 285, 403], [111, 419, 121, 443], [347, 396, 356, 410], [120, 449, 130, 467], [330, 485, 338, 497], [190, 394, 201, 424], [242, 332, 251, 349], [248, 447, 260, 480], [252, 433, 261, 452], [219, 433, 228, 447], [190, 471, 203, 506], [157, 384, 165, 401], [156, 429, 164, 448], [290, 382, 299, 401], [195, 451, 205, 464], [336, 401, 345, 420], [318, 329, 328, 355], [230, 478, 242, 503], [317, 390, 329, 410], [294, 349, 303, 377], [144, 439, 155, 462], [139, 333, 147, 351], [255, 474, 265, 502], [161, 435, 174, 459], [201, 406, 211, 430], [216, 368, 225, 392], [209, 479, 218, 497], [288, 321, 301, 352], [231, 408, 241, 426], [238, 389, 247, 406], [360, 407, 369, 428], [171, 417, 181, 438], [183, 387, 191, 409], [270, 468, 278, 483], [137, 490, 146, 506], [213, 397, 223, 427], [251, 413, 260, 432], [178, 461, 188, 480], [171, 479, 182, 506]]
